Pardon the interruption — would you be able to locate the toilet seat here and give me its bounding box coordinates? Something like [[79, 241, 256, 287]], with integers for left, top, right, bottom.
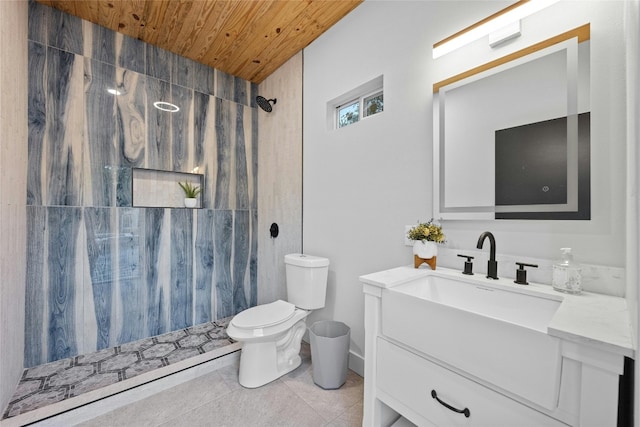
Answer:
[[231, 300, 296, 329]]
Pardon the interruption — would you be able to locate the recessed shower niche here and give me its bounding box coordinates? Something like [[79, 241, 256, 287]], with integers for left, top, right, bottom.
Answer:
[[433, 24, 591, 220], [132, 168, 204, 208]]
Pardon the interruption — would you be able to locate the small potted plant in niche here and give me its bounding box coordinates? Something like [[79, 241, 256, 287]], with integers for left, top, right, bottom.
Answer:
[[178, 181, 201, 208], [407, 219, 445, 269]]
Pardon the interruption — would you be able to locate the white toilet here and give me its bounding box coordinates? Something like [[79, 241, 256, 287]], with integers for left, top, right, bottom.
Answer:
[[226, 253, 330, 388]]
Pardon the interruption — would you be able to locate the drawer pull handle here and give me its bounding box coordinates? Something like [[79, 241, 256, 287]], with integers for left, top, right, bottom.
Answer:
[[431, 389, 470, 418]]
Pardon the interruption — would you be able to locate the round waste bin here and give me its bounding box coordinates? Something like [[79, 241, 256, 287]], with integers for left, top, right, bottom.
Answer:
[[309, 320, 350, 389]]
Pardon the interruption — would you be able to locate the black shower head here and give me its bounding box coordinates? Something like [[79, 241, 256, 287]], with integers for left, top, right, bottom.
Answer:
[[256, 96, 277, 112]]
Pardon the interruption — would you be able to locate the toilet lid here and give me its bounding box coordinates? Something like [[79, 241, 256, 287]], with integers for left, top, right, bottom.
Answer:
[[231, 300, 296, 329]]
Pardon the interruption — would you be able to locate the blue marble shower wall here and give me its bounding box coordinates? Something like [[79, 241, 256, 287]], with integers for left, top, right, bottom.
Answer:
[[24, 1, 258, 368]]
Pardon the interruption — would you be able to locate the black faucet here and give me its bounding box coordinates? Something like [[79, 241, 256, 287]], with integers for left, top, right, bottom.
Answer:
[[476, 231, 498, 279]]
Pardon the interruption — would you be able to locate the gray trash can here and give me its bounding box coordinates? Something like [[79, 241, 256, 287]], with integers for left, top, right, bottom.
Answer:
[[309, 320, 350, 389]]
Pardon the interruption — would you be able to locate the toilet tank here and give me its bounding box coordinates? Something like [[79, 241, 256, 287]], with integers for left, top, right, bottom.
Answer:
[[284, 254, 330, 310]]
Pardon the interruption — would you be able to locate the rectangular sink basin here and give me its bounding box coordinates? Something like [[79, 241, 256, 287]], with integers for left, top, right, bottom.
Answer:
[[381, 272, 562, 411]]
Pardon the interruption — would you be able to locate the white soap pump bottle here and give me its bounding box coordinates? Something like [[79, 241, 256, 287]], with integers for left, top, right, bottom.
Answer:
[[552, 248, 582, 294]]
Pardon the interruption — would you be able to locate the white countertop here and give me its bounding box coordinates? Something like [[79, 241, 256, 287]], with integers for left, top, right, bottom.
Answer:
[[360, 265, 635, 358]]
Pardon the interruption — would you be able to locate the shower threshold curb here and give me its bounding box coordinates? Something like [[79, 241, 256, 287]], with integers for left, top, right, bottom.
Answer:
[[1, 342, 241, 427]]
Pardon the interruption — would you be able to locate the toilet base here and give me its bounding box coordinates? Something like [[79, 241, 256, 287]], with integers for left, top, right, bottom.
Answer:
[[237, 319, 307, 388]]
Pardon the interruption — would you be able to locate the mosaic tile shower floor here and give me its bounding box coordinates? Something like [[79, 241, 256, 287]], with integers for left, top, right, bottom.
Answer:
[[3, 317, 234, 420]]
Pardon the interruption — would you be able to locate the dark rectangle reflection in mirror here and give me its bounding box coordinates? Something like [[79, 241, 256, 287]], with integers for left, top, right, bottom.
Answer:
[[495, 112, 590, 220]]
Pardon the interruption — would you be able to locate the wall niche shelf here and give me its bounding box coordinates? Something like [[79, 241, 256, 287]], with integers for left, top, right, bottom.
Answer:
[[132, 168, 204, 209]]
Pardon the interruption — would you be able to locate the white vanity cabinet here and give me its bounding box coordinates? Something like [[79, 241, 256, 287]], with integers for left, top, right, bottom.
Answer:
[[361, 267, 634, 427]]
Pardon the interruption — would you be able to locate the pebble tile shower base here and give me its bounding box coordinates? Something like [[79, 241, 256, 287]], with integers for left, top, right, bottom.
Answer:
[[3, 318, 233, 420]]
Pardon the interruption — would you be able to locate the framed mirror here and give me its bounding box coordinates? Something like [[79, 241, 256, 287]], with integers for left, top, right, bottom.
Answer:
[[433, 24, 590, 220]]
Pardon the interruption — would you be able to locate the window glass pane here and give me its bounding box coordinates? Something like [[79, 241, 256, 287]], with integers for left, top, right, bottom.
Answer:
[[338, 101, 359, 128], [364, 92, 383, 117]]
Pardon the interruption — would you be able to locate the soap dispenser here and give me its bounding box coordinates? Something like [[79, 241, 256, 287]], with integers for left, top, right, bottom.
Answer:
[[552, 248, 582, 294]]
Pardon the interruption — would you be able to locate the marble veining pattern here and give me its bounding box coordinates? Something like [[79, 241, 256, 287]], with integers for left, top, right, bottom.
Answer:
[[25, 1, 259, 368], [3, 319, 234, 420]]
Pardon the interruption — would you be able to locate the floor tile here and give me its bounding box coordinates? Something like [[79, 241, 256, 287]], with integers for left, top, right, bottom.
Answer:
[[77, 370, 232, 427], [158, 380, 326, 427]]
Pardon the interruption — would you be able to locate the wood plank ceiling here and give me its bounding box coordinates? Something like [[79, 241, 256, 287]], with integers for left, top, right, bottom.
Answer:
[[36, 0, 362, 83]]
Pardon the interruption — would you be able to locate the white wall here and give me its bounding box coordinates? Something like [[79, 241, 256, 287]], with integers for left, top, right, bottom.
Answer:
[[303, 0, 630, 371], [257, 53, 303, 304], [0, 0, 27, 411], [623, 0, 640, 422]]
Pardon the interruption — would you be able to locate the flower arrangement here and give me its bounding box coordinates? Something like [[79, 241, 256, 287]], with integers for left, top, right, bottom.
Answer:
[[178, 181, 202, 198], [407, 219, 445, 243]]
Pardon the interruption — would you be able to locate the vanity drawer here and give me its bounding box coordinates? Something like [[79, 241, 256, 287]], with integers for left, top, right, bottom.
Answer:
[[377, 338, 565, 427]]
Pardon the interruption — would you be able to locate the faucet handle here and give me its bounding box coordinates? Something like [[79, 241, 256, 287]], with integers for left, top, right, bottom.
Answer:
[[457, 254, 474, 275], [514, 262, 538, 285]]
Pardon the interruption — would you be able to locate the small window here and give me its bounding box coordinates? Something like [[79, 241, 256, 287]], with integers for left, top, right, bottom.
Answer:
[[338, 100, 360, 128], [363, 91, 383, 118], [336, 90, 383, 128], [328, 76, 384, 130]]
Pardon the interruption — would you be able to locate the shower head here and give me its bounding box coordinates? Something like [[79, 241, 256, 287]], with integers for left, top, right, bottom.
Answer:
[[256, 96, 277, 112]]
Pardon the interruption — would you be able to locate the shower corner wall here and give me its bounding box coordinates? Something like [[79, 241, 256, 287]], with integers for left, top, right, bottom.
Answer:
[[0, 0, 29, 413], [256, 52, 304, 305], [22, 1, 261, 368]]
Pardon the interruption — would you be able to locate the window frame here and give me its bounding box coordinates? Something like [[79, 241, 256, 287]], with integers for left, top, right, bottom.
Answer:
[[335, 88, 384, 129]]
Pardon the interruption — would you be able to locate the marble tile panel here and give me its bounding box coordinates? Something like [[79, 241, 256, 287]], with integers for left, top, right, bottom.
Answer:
[[233, 210, 250, 314], [25, 206, 46, 368], [47, 207, 82, 362], [46, 47, 84, 206], [193, 91, 209, 168], [116, 68, 146, 168], [234, 76, 248, 106], [235, 103, 250, 209], [195, 209, 215, 324], [250, 82, 259, 109], [251, 106, 258, 209], [116, 167, 133, 207], [171, 53, 193, 88], [28, 0, 48, 44], [214, 210, 234, 318], [146, 45, 171, 83], [84, 58, 116, 207], [171, 84, 193, 171], [170, 209, 193, 330], [83, 208, 115, 351], [47, 6, 83, 55], [193, 61, 215, 96], [214, 98, 232, 209], [116, 33, 145, 74], [117, 208, 146, 345], [144, 208, 167, 337], [250, 209, 258, 307], [83, 21, 115, 65], [215, 69, 234, 102], [145, 77, 172, 170], [199, 94, 218, 209], [27, 41, 46, 206]]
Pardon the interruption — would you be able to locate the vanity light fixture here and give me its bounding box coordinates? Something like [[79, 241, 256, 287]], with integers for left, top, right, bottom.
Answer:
[[153, 101, 180, 112], [432, 0, 559, 59]]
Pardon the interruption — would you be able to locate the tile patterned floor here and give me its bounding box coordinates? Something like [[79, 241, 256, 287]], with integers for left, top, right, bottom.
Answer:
[[3, 318, 234, 420], [77, 342, 364, 427]]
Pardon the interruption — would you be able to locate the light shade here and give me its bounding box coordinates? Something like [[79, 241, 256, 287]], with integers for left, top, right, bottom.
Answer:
[[433, 0, 559, 59]]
